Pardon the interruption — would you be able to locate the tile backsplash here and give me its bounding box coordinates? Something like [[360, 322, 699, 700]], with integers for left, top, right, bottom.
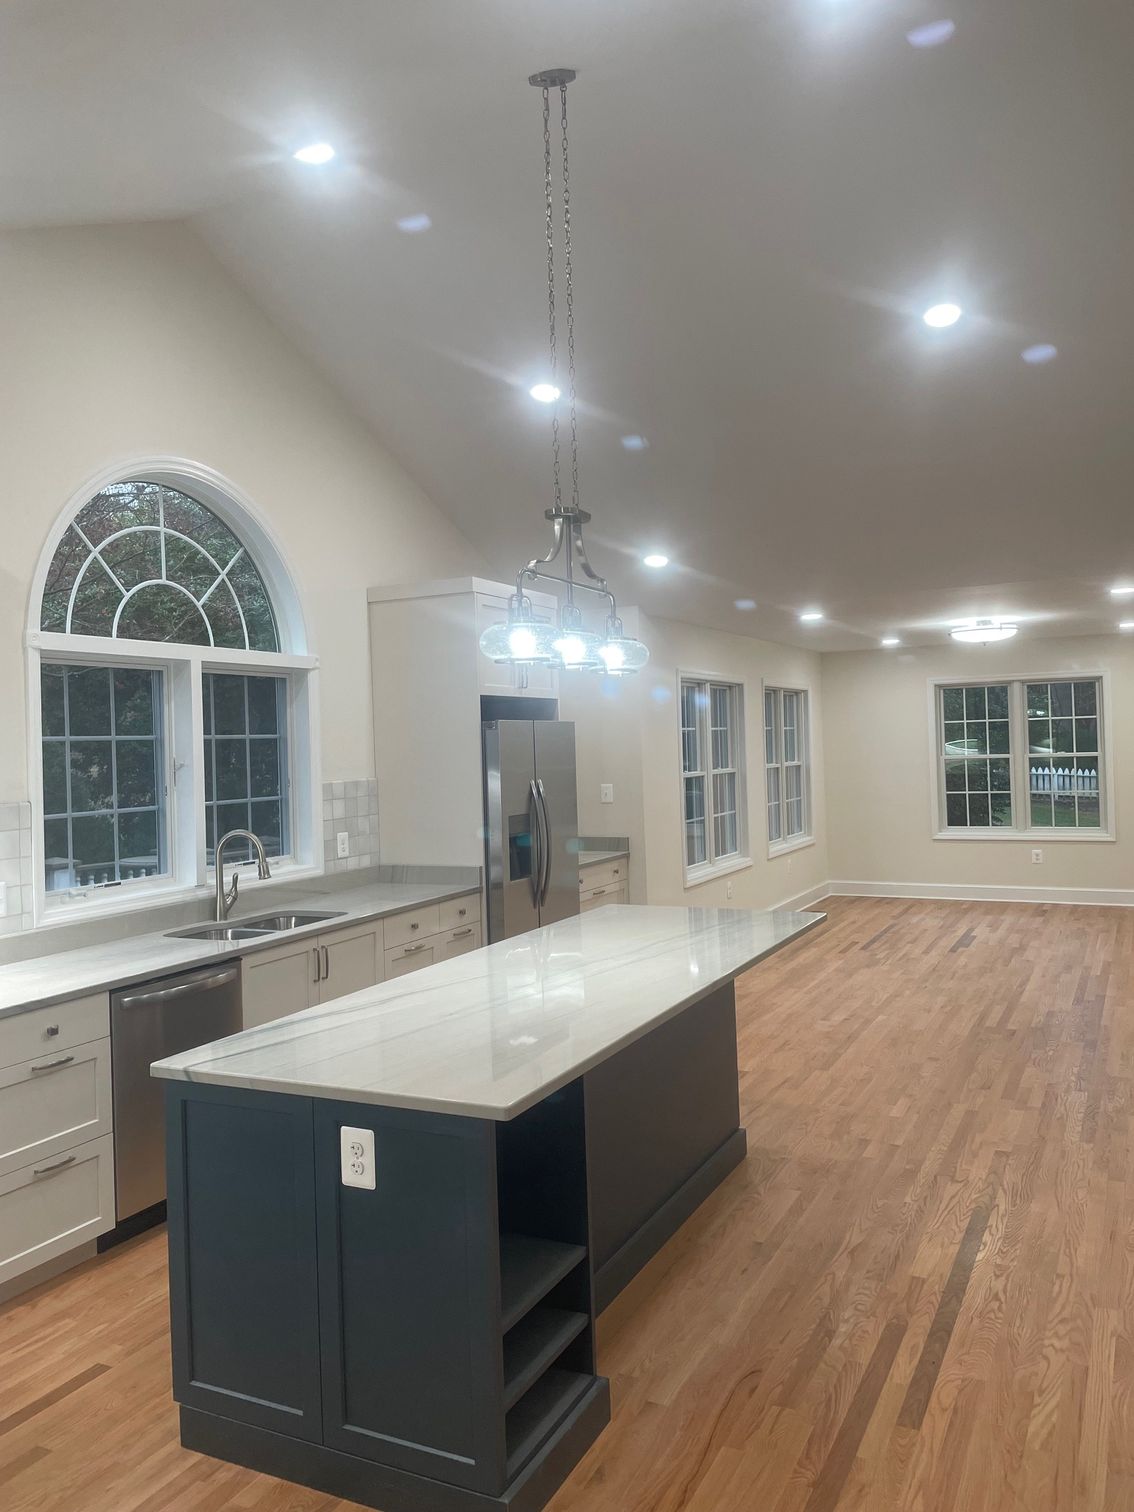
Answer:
[[0, 802, 34, 937], [323, 779, 379, 873]]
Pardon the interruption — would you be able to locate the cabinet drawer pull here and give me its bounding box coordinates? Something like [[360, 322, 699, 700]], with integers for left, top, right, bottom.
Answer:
[[313, 946, 322, 983], [33, 1154, 77, 1178], [591, 887, 606, 897], [450, 928, 473, 938], [44, 1024, 61, 1038], [403, 943, 427, 954], [30, 1054, 75, 1073], [322, 945, 330, 980]]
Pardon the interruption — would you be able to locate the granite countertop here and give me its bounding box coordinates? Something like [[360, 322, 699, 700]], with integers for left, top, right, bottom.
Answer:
[[152, 905, 825, 1121], [576, 849, 629, 867], [0, 875, 480, 1019]]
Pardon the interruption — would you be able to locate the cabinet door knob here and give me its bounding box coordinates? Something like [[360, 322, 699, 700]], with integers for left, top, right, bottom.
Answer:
[[44, 1024, 60, 1038], [410, 921, 419, 931]]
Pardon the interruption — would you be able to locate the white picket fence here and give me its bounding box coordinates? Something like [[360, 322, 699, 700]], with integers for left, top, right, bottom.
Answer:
[[1029, 765, 1097, 793]]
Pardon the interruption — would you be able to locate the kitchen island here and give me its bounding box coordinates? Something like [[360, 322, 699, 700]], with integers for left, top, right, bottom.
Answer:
[[153, 903, 823, 1512]]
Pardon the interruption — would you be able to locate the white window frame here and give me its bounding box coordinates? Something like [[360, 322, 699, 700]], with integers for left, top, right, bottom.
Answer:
[[678, 672, 750, 886], [25, 459, 323, 926], [928, 671, 1115, 842], [763, 685, 814, 857]]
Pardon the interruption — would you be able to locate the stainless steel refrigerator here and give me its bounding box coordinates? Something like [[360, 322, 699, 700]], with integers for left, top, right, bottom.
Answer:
[[482, 719, 580, 941]]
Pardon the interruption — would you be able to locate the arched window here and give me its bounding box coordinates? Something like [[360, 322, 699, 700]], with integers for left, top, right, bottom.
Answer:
[[31, 470, 317, 915]]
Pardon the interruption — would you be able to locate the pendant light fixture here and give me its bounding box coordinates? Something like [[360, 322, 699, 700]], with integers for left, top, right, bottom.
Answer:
[[479, 69, 649, 677]]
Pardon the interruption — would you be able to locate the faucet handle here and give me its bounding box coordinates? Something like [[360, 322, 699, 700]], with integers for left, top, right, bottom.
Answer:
[[226, 871, 240, 912]]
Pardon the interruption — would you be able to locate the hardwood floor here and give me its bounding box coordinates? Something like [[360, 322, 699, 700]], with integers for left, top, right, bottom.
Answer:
[[2, 895, 1130, 1510]]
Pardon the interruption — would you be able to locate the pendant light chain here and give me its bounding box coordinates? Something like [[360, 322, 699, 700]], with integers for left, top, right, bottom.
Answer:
[[542, 87, 563, 515], [560, 83, 580, 514]]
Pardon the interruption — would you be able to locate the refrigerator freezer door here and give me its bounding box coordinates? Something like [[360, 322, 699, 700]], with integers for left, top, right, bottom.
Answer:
[[483, 721, 541, 943], [534, 720, 581, 927]]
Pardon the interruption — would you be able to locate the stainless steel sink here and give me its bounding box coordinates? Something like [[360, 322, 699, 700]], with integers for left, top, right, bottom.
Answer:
[[168, 924, 278, 942], [166, 910, 345, 942], [241, 911, 346, 931]]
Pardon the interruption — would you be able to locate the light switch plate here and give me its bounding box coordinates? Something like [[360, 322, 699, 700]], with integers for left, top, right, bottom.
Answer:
[[340, 1125, 376, 1189], [600, 783, 614, 804]]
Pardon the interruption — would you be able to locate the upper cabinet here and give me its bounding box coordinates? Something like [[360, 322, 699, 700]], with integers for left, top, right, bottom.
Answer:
[[368, 579, 560, 869]]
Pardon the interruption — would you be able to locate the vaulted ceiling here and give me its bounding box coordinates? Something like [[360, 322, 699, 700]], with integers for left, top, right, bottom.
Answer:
[[4, 0, 1131, 648]]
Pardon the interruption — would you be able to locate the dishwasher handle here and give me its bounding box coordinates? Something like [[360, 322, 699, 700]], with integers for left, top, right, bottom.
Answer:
[[116, 966, 240, 1010]]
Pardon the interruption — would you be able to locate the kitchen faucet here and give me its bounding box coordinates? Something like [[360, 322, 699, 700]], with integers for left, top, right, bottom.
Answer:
[[215, 830, 272, 921]]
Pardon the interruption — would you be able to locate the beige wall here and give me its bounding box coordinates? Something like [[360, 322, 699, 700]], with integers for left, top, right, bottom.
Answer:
[[0, 220, 479, 799], [823, 636, 1134, 896], [564, 612, 828, 910]]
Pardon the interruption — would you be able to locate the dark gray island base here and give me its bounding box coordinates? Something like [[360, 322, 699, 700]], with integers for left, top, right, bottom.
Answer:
[[164, 981, 745, 1512]]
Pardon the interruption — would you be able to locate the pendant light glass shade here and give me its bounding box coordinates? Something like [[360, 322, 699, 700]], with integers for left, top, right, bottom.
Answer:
[[595, 624, 650, 675], [479, 615, 559, 664]]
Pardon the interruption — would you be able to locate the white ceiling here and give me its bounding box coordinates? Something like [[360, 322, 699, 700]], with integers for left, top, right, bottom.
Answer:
[[4, 0, 1132, 650]]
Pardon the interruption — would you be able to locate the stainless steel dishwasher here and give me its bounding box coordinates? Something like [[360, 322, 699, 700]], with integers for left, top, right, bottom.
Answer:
[[110, 964, 242, 1222]]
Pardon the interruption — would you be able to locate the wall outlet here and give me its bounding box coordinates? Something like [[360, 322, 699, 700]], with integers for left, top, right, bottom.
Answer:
[[336, 831, 350, 858], [600, 783, 614, 804], [340, 1126, 376, 1190], [1031, 848, 1044, 864]]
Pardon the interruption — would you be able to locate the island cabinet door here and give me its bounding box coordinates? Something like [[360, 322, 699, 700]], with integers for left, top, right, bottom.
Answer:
[[165, 1084, 323, 1441], [314, 1100, 507, 1495]]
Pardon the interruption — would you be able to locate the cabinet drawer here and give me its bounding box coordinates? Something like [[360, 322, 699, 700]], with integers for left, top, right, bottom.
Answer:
[[0, 993, 110, 1073], [0, 1133, 115, 1288], [580, 883, 628, 912], [384, 940, 438, 978], [0, 1038, 112, 1179], [438, 893, 480, 933], [578, 858, 627, 894], [438, 922, 481, 960], [384, 904, 441, 949]]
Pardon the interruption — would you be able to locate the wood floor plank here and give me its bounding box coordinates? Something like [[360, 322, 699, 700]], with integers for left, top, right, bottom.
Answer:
[[0, 896, 1129, 1511]]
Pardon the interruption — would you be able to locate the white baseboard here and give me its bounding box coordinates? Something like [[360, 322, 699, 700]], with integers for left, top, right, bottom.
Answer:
[[769, 880, 834, 914], [824, 878, 1134, 909]]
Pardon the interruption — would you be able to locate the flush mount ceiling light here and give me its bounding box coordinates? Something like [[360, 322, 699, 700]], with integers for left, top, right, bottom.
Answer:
[[479, 69, 648, 678], [950, 618, 1018, 643], [621, 434, 649, 451], [293, 142, 336, 165], [734, 598, 757, 611], [396, 212, 432, 234], [799, 610, 824, 623], [1120, 622, 1134, 632], [1109, 585, 1134, 597], [923, 302, 963, 328], [906, 19, 956, 47], [881, 636, 901, 647], [1021, 343, 1057, 365], [643, 553, 669, 569]]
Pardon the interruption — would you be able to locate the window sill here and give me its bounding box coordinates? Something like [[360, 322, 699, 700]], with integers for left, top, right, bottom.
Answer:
[[933, 829, 1115, 843], [683, 856, 754, 889], [39, 858, 326, 927], [768, 835, 815, 860]]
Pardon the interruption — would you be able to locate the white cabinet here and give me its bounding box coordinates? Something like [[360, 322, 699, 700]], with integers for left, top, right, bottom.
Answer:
[[579, 857, 629, 912], [241, 936, 319, 1029], [437, 923, 480, 960], [0, 1039, 112, 1179], [384, 915, 483, 981], [384, 939, 440, 978], [0, 991, 115, 1289], [0, 1134, 115, 1289], [318, 921, 382, 1003]]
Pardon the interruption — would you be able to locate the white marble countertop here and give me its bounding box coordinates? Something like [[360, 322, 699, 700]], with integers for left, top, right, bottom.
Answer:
[[576, 849, 629, 868], [0, 877, 479, 1019], [152, 904, 824, 1120]]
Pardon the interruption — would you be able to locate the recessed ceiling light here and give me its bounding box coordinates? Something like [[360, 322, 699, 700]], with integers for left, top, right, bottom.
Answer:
[[1110, 585, 1134, 597], [293, 142, 336, 165], [1120, 622, 1134, 631], [950, 619, 1017, 643], [906, 19, 956, 47], [923, 303, 962, 328], [620, 435, 649, 451], [799, 610, 824, 623], [1021, 343, 1057, 365], [643, 553, 669, 569], [396, 213, 432, 234], [734, 598, 757, 611], [529, 383, 560, 403], [881, 636, 901, 647]]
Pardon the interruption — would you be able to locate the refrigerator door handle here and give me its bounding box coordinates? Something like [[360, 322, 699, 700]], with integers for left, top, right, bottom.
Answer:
[[536, 778, 553, 905], [528, 779, 544, 908]]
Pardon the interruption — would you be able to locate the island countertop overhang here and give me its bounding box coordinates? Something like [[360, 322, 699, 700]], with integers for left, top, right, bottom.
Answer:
[[151, 904, 824, 1120]]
